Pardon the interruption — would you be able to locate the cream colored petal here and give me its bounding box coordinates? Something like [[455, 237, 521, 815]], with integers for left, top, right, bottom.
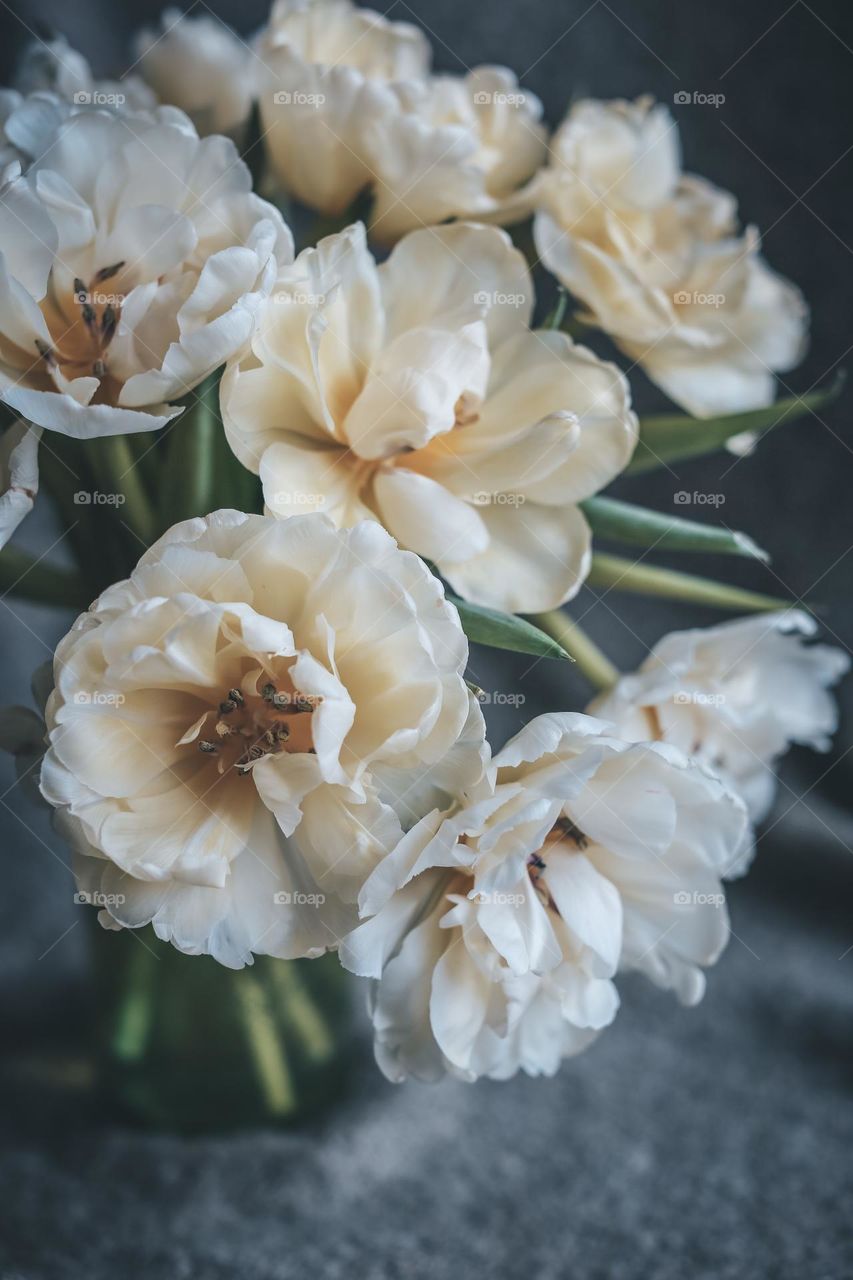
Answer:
[[440, 499, 592, 613], [372, 466, 489, 563], [260, 437, 371, 524], [343, 321, 489, 459], [380, 222, 533, 346]]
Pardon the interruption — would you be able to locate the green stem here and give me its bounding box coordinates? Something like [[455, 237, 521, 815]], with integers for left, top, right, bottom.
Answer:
[[185, 374, 218, 518], [588, 553, 789, 613], [531, 610, 619, 692], [0, 544, 88, 608], [269, 961, 335, 1063], [233, 969, 297, 1117], [90, 434, 158, 546], [110, 940, 159, 1063]]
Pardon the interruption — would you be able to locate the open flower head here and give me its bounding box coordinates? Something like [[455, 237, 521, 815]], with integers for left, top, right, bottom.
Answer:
[[591, 611, 849, 821], [365, 66, 547, 244], [221, 221, 637, 614], [533, 96, 808, 416], [341, 712, 748, 1082], [133, 9, 254, 138], [0, 97, 291, 437], [256, 0, 430, 214], [12, 33, 156, 114], [40, 510, 485, 968]]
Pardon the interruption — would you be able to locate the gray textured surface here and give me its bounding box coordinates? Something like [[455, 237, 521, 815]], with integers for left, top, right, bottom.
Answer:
[[1, 0, 852, 1276], [1, 780, 852, 1279]]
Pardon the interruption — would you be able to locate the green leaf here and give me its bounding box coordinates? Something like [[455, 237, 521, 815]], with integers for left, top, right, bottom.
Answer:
[[580, 495, 768, 560], [587, 552, 789, 612], [447, 595, 572, 660], [628, 372, 846, 474]]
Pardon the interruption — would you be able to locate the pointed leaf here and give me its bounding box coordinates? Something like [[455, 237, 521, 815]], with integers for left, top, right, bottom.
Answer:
[[447, 595, 572, 660], [580, 495, 768, 560]]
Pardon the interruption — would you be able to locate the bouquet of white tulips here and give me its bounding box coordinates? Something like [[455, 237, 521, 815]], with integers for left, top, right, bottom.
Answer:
[[0, 1, 847, 1125]]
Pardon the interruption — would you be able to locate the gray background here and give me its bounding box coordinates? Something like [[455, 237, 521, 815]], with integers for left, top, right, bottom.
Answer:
[[1, 1, 851, 1277]]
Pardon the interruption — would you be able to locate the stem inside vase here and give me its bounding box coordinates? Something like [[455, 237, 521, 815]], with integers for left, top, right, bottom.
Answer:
[[88, 921, 354, 1133]]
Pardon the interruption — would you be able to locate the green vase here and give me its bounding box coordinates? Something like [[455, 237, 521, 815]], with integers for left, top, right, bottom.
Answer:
[[88, 922, 353, 1132]]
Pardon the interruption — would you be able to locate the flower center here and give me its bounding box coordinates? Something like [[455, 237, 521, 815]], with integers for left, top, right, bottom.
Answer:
[[36, 261, 127, 397], [182, 677, 321, 776], [527, 816, 590, 909]]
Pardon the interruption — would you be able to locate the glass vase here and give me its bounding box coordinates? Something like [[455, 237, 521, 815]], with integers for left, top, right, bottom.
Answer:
[[88, 921, 353, 1132]]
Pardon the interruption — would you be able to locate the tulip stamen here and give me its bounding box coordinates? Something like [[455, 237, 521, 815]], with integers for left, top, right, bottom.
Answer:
[[93, 260, 125, 284]]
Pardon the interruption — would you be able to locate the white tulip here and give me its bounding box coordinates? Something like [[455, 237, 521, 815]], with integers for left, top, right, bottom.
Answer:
[[221, 221, 637, 614], [39, 510, 486, 968], [591, 611, 849, 821], [0, 99, 291, 438], [341, 712, 748, 1082], [12, 34, 156, 113], [533, 97, 808, 417], [255, 0, 430, 214], [365, 66, 546, 243], [133, 10, 254, 138]]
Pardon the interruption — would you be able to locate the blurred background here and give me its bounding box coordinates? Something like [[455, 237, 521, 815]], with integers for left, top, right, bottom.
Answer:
[[0, 2, 851, 1277]]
